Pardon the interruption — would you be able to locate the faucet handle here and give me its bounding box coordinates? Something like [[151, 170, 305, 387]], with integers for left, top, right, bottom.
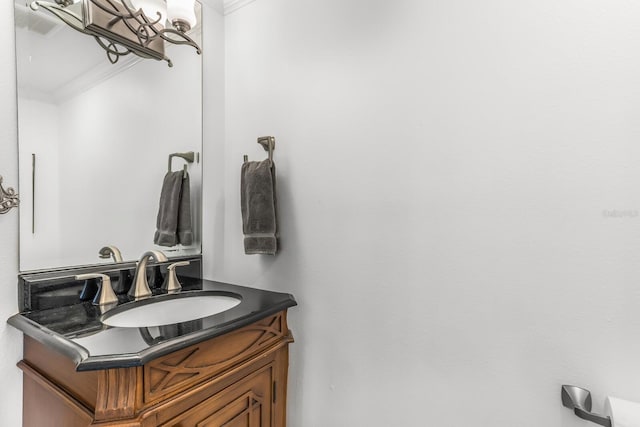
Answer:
[[162, 261, 190, 293], [75, 273, 118, 306]]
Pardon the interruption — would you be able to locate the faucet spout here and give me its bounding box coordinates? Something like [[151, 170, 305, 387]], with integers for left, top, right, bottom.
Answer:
[[99, 245, 123, 263], [128, 250, 168, 299]]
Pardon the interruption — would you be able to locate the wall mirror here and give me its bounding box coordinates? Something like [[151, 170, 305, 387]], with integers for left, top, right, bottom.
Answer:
[[14, 0, 203, 272]]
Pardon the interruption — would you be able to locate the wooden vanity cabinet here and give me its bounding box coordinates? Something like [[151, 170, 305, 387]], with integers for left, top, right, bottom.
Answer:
[[165, 357, 277, 427], [18, 311, 293, 427]]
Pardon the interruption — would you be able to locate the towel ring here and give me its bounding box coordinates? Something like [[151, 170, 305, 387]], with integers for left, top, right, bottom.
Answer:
[[244, 136, 276, 166], [168, 152, 195, 178]]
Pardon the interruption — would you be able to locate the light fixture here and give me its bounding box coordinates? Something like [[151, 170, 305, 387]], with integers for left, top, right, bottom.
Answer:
[[130, 0, 167, 24], [29, 0, 201, 67], [167, 0, 196, 32]]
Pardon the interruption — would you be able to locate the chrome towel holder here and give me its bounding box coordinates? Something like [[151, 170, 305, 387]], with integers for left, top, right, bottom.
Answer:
[[0, 175, 19, 214], [561, 385, 612, 427], [244, 136, 276, 166]]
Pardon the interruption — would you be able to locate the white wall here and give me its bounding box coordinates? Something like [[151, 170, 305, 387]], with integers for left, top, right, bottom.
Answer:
[[0, 2, 24, 426], [218, 1, 640, 426]]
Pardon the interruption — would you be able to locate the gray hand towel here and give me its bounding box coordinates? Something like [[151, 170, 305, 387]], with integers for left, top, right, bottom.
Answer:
[[177, 173, 193, 246], [241, 160, 278, 255], [154, 171, 193, 247]]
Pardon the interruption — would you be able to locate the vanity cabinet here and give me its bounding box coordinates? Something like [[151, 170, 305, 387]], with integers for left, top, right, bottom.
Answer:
[[18, 311, 293, 427], [165, 360, 276, 426]]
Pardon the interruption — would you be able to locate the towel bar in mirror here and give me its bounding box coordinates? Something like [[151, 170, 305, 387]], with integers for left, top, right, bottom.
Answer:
[[168, 152, 196, 178]]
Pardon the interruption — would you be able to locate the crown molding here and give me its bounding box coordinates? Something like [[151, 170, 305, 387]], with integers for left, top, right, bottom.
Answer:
[[199, 0, 225, 14], [52, 55, 142, 104], [223, 0, 258, 15]]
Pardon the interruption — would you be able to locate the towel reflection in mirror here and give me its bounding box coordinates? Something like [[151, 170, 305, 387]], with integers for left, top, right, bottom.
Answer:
[[154, 171, 193, 247]]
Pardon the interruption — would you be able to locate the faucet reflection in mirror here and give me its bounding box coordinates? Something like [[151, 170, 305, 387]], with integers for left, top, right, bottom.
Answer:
[[29, 0, 201, 67], [0, 175, 20, 215], [99, 245, 124, 263]]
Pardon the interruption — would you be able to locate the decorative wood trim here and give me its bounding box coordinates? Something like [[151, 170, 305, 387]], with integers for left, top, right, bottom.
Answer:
[[95, 368, 140, 421], [160, 359, 276, 426], [144, 312, 290, 403], [151, 340, 290, 426], [224, 0, 258, 15], [274, 341, 289, 427], [198, 390, 264, 426]]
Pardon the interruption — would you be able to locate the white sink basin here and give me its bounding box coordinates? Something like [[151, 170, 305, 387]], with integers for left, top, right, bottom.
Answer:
[[102, 293, 242, 328]]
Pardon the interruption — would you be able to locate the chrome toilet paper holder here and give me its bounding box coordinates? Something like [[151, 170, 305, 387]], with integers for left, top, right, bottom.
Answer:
[[562, 385, 612, 427]]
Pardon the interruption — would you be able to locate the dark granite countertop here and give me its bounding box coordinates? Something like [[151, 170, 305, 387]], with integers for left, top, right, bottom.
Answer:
[[8, 279, 296, 371]]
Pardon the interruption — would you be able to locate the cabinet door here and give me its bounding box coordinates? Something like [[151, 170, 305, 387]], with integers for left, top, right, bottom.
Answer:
[[165, 364, 274, 427]]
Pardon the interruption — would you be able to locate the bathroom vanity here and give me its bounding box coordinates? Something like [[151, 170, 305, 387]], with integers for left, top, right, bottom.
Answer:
[[8, 261, 296, 426]]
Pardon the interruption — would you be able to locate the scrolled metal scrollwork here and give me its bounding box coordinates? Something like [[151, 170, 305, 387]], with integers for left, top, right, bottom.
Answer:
[[0, 176, 19, 215], [89, 0, 201, 66], [30, 0, 201, 67]]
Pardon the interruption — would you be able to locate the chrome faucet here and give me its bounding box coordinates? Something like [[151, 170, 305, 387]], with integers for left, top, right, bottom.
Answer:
[[128, 250, 168, 299], [99, 245, 123, 263]]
